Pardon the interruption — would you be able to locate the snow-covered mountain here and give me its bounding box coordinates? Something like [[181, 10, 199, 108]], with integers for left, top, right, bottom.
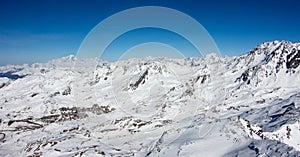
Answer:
[[0, 41, 300, 156]]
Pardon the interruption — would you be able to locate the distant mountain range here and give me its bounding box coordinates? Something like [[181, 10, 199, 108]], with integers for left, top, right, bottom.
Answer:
[[0, 41, 299, 156]]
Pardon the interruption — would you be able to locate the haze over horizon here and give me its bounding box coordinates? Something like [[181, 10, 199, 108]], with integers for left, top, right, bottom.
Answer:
[[1, 0, 300, 65]]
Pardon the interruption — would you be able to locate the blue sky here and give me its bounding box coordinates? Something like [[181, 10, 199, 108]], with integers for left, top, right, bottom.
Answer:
[[102, 28, 200, 61], [0, 0, 300, 65]]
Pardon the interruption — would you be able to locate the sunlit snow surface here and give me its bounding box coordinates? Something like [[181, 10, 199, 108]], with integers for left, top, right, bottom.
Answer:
[[0, 41, 300, 156]]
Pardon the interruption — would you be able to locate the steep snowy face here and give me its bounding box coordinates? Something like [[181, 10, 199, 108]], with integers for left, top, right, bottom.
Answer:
[[230, 41, 300, 88], [0, 41, 300, 156]]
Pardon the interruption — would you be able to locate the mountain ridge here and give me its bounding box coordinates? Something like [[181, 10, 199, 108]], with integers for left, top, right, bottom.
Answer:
[[0, 40, 299, 156]]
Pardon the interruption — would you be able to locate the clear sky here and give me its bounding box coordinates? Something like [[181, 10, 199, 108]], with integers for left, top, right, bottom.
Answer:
[[1, 0, 300, 65]]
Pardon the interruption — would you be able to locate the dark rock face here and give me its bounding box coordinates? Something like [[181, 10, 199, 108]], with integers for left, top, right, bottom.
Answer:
[[286, 49, 300, 69], [62, 86, 71, 95], [129, 69, 148, 90], [0, 83, 6, 89]]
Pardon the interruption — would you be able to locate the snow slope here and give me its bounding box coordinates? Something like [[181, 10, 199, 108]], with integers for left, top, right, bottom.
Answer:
[[0, 41, 300, 156]]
